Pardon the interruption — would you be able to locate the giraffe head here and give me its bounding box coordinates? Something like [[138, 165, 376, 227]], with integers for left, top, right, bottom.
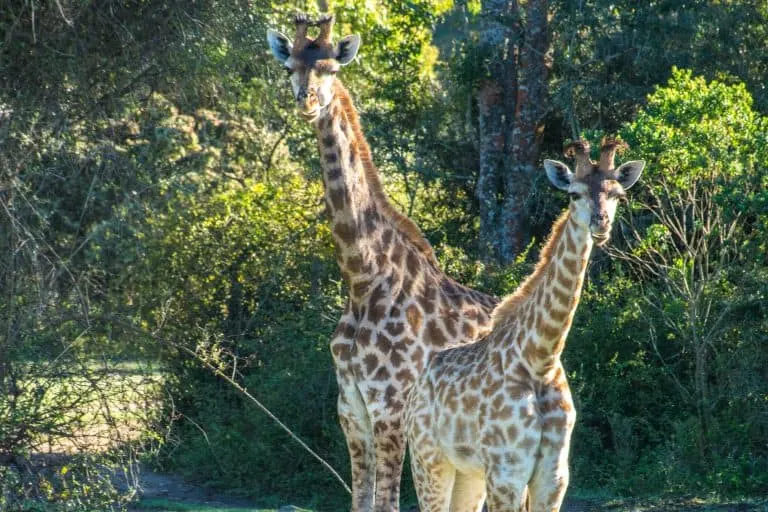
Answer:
[[543, 137, 644, 246], [267, 14, 361, 122]]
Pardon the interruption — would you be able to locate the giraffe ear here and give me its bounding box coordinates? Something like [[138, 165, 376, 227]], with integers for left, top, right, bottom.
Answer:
[[614, 160, 645, 190], [544, 159, 574, 191], [335, 35, 361, 65], [267, 29, 292, 64]]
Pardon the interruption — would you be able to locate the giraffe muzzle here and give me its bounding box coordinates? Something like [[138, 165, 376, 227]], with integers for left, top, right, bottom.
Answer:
[[590, 226, 611, 245], [297, 89, 319, 117]]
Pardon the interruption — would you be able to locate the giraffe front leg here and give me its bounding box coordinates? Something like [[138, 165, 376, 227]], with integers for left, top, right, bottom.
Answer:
[[371, 418, 406, 511], [332, 319, 375, 511], [527, 422, 572, 512], [406, 378, 457, 512], [337, 375, 376, 511], [449, 472, 486, 512], [527, 378, 576, 512], [483, 437, 536, 511]]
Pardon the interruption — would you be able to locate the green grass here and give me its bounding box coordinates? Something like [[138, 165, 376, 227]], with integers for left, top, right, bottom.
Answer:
[[135, 497, 291, 511]]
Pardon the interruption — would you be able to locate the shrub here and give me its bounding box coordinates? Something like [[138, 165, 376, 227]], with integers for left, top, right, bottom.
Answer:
[[566, 69, 768, 495]]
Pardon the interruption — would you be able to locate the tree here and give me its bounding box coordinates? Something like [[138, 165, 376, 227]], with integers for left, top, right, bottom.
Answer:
[[475, 0, 551, 264], [614, 68, 768, 468], [549, 0, 768, 134]]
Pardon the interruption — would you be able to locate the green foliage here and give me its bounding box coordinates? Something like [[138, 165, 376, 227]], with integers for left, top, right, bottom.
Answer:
[[3, 0, 768, 508], [549, 0, 768, 135], [0, 454, 131, 512], [138, 499, 282, 512], [566, 70, 768, 496], [138, 177, 334, 329], [130, 178, 346, 505], [625, 68, 765, 182]]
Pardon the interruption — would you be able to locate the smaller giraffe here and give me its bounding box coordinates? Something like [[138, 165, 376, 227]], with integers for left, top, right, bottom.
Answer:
[[405, 138, 644, 512]]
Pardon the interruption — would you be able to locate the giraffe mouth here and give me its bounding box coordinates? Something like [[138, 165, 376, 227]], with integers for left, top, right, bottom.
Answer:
[[299, 108, 319, 121], [591, 231, 610, 245]]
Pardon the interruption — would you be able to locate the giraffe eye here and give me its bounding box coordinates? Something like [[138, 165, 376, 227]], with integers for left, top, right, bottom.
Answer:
[[284, 66, 293, 76], [569, 192, 581, 200], [609, 190, 626, 200], [318, 67, 338, 76]]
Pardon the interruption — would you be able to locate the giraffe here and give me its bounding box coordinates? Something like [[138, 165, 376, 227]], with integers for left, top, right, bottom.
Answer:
[[405, 138, 645, 511], [266, 14, 499, 511]]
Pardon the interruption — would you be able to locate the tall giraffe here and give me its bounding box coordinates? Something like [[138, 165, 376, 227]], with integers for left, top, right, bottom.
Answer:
[[267, 15, 498, 511], [405, 138, 644, 511]]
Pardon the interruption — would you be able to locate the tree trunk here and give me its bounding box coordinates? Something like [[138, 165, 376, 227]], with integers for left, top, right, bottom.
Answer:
[[476, 0, 551, 264], [476, 0, 516, 261], [477, 79, 505, 260], [500, 0, 550, 263]]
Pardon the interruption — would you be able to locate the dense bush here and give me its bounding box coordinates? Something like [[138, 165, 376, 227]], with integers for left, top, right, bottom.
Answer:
[[566, 69, 768, 495], [135, 177, 347, 504]]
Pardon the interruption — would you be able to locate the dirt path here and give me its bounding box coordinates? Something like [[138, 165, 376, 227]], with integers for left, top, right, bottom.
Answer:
[[127, 467, 261, 510]]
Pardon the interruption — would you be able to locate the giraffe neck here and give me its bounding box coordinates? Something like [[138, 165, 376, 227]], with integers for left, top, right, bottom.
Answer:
[[491, 210, 592, 376], [312, 80, 437, 290]]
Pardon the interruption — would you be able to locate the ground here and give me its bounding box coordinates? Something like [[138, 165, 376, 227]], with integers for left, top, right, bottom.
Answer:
[[127, 467, 767, 512], [17, 365, 763, 512]]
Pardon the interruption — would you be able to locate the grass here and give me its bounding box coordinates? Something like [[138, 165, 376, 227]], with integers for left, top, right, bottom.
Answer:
[[564, 493, 768, 511], [134, 498, 312, 511], [134, 495, 768, 512], [21, 358, 164, 454]]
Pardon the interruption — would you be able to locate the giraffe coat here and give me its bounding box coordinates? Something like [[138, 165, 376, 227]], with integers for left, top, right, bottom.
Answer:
[[317, 81, 498, 511], [268, 20, 499, 509], [405, 138, 645, 512]]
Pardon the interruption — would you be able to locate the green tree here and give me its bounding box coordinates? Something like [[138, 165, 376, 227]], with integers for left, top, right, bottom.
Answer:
[[566, 69, 768, 494], [618, 68, 768, 471]]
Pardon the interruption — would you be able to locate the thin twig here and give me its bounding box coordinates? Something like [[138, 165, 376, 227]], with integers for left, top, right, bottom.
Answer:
[[54, 0, 73, 26], [173, 336, 352, 495], [107, 318, 352, 495]]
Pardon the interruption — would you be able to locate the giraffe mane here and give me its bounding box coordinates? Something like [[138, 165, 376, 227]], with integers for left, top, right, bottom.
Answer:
[[334, 82, 438, 265], [490, 210, 571, 326]]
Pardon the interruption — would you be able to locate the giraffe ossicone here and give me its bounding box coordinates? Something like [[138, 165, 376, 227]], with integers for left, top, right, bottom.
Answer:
[[266, 14, 498, 511], [405, 137, 644, 512]]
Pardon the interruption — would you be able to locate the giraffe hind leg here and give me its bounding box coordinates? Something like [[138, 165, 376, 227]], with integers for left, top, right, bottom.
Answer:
[[449, 471, 486, 512], [410, 453, 455, 512]]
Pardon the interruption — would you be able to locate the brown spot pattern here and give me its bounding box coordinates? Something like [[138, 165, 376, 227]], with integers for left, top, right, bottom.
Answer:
[[406, 304, 422, 333], [425, 319, 446, 347]]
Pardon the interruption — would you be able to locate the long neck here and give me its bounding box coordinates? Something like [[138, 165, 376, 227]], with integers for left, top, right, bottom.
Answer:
[[313, 81, 436, 291], [491, 210, 592, 377]]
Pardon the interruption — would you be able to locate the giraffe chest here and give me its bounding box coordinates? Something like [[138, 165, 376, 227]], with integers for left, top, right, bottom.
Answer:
[[348, 274, 491, 369]]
